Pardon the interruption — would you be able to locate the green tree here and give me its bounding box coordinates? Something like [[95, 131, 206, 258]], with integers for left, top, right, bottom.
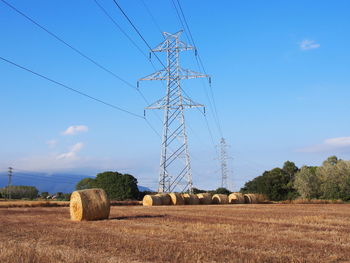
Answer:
[[323, 156, 339, 166], [93, 171, 139, 200], [214, 187, 230, 195], [192, 188, 206, 194], [40, 192, 49, 199], [317, 159, 350, 201], [240, 166, 296, 201], [283, 161, 299, 180], [76, 177, 95, 190], [0, 186, 38, 199], [294, 166, 320, 199]]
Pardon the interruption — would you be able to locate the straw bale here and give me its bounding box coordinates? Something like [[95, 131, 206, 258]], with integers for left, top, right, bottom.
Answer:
[[143, 195, 162, 206], [255, 194, 267, 203], [182, 193, 200, 205], [70, 188, 110, 221], [212, 194, 229, 204], [169, 193, 185, 205], [228, 193, 245, 204], [155, 193, 171, 205], [243, 193, 258, 204], [196, 193, 212, 204]]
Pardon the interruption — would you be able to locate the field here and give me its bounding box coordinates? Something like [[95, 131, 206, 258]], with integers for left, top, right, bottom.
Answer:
[[1, 204, 349, 263]]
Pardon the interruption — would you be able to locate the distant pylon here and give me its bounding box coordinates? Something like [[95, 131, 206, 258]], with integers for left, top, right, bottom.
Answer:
[[139, 30, 208, 193], [7, 167, 13, 199], [218, 138, 231, 189]]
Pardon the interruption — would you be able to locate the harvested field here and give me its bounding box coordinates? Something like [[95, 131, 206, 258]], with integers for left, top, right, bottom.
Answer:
[[0, 200, 141, 208], [0, 204, 349, 263]]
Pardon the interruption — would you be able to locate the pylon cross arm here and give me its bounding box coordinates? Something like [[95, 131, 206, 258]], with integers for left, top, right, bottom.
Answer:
[[139, 68, 209, 81]]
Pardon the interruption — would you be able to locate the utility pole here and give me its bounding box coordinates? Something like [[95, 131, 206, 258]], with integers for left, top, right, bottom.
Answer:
[[218, 138, 231, 189], [139, 30, 208, 193], [7, 167, 13, 199]]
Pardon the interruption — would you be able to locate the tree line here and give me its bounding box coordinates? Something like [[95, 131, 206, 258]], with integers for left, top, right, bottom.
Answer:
[[240, 156, 350, 201]]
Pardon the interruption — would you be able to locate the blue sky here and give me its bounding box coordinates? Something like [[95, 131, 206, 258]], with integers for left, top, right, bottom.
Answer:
[[1, 0, 349, 191]]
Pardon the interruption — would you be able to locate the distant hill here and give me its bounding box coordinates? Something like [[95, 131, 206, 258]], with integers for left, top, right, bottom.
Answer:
[[0, 172, 153, 194], [138, 185, 153, 192]]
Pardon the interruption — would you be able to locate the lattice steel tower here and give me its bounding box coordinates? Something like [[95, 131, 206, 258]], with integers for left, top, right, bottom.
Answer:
[[139, 30, 207, 193], [218, 138, 230, 189]]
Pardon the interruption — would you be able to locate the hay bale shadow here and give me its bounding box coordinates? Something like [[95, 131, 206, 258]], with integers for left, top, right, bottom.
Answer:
[[110, 214, 167, 220]]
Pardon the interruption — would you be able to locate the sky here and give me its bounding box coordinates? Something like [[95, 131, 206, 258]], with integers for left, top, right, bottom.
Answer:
[[0, 0, 350, 191]]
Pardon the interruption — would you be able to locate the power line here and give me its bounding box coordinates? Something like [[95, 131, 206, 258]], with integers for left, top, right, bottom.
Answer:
[[1, 0, 213, 177], [111, 0, 165, 69], [171, 0, 224, 138], [0, 0, 173, 141], [0, 56, 144, 119], [112, 0, 217, 157], [12, 168, 94, 181], [111, 0, 219, 167], [139, 0, 163, 36], [93, 0, 149, 60], [14, 174, 77, 185], [0, 0, 154, 108]]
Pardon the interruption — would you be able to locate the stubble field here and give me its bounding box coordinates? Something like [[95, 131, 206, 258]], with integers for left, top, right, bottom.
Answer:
[[0, 204, 349, 263]]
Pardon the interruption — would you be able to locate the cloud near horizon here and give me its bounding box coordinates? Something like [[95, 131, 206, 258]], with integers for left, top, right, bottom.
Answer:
[[300, 39, 320, 51], [299, 136, 350, 153], [62, 125, 88, 136], [57, 142, 84, 160]]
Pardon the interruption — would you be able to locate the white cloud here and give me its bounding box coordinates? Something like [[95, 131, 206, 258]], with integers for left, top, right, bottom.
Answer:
[[62, 125, 88, 136], [57, 142, 84, 160], [46, 139, 57, 148], [299, 136, 350, 153], [300, 39, 320, 51], [324, 137, 350, 147]]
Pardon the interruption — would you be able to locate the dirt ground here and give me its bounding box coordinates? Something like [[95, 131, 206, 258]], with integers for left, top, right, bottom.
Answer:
[[0, 204, 349, 263]]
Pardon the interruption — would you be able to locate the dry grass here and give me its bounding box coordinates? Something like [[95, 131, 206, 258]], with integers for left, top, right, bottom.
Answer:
[[0, 200, 69, 208], [0, 204, 349, 262], [0, 200, 141, 208], [281, 199, 344, 204]]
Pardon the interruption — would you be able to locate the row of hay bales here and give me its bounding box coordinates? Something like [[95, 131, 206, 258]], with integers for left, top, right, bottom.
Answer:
[[143, 192, 264, 206]]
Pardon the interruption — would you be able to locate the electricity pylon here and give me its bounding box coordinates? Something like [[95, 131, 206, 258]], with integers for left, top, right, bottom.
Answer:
[[7, 167, 13, 199], [218, 138, 231, 189], [139, 30, 207, 193]]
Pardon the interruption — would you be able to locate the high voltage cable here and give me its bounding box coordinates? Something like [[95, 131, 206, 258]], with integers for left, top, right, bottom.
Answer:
[[175, 0, 223, 137], [109, 0, 209, 116], [0, 0, 153, 107], [139, 0, 163, 36], [93, 0, 149, 60], [1, 0, 209, 181], [111, 0, 166, 69], [12, 168, 94, 181], [172, 0, 224, 138], [0, 0, 169, 139], [110, 0, 219, 155], [1, 0, 213, 167], [0, 56, 144, 119], [110, 1, 220, 178]]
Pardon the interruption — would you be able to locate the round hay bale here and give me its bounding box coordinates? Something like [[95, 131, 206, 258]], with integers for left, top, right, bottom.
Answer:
[[255, 194, 267, 203], [182, 193, 200, 205], [155, 193, 171, 205], [243, 193, 258, 204], [228, 193, 245, 204], [143, 195, 162, 206], [70, 188, 110, 221], [196, 193, 212, 205], [212, 194, 229, 204], [169, 193, 185, 205]]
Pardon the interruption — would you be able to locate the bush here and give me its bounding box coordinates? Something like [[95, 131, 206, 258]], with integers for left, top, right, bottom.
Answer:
[[76, 171, 140, 200], [0, 186, 39, 199]]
